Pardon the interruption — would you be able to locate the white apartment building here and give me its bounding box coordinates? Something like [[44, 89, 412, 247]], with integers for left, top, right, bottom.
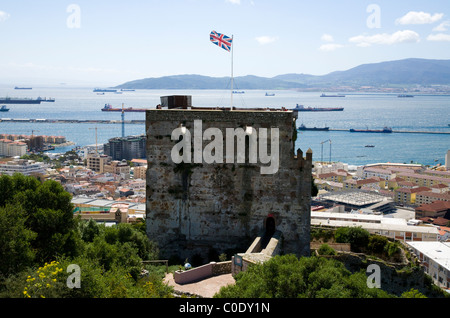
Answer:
[[406, 241, 450, 290], [0, 159, 47, 176], [445, 150, 449, 170], [311, 211, 439, 242], [0, 139, 27, 157]]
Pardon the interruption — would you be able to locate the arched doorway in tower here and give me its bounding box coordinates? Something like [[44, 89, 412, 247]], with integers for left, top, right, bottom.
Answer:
[[261, 214, 276, 249], [265, 215, 275, 237]]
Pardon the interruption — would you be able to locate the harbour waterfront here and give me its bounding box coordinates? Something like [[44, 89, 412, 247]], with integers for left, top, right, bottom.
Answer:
[[0, 85, 448, 166]]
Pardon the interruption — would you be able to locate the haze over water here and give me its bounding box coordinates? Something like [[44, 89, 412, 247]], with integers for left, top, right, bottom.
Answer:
[[0, 85, 448, 167]]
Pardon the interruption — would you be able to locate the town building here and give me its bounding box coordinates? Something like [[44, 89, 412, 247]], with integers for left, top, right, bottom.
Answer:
[[343, 177, 382, 190], [397, 172, 450, 188], [72, 196, 145, 224], [415, 201, 450, 219], [315, 171, 351, 183], [317, 189, 395, 213], [0, 139, 27, 157], [394, 186, 431, 206], [103, 160, 131, 179], [133, 165, 147, 179], [86, 153, 111, 173], [311, 211, 439, 242], [415, 191, 450, 206], [356, 163, 423, 179], [406, 241, 450, 290], [104, 135, 146, 161], [445, 150, 450, 170], [0, 158, 47, 177]]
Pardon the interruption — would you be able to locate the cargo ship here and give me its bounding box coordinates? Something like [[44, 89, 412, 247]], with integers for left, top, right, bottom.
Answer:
[[320, 93, 345, 97], [37, 97, 55, 102], [14, 87, 32, 90], [93, 88, 117, 93], [350, 127, 393, 133], [101, 104, 147, 112], [398, 94, 414, 98], [0, 97, 41, 104], [298, 124, 329, 131], [294, 104, 344, 112]]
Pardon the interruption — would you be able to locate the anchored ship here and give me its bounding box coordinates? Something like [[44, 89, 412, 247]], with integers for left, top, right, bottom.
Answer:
[[350, 127, 393, 133], [0, 105, 9, 112], [101, 104, 147, 112], [320, 93, 345, 97], [37, 97, 55, 102], [93, 88, 117, 93], [294, 104, 344, 112], [298, 124, 329, 131], [0, 97, 42, 104]]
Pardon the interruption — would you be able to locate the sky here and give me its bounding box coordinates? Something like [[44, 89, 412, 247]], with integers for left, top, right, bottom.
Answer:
[[0, 0, 450, 86]]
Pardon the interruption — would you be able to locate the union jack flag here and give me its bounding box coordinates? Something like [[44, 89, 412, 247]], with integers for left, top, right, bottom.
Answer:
[[210, 30, 232, 52]]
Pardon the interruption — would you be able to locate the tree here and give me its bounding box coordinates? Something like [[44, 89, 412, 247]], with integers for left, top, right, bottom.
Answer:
[[0, 205, 36, 277], [401, 288, 427, 298], [0, 174, 80, 264], [215, 254, 391, 298]]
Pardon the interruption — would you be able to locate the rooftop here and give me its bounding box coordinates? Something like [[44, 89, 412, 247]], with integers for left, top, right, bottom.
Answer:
[[311, 211, 439, 234], [318, 190, 388, 206], [406, 241, 450, 270]]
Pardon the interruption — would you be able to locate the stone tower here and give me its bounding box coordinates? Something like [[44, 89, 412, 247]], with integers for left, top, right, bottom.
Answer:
[[146, 100, 312, 261]]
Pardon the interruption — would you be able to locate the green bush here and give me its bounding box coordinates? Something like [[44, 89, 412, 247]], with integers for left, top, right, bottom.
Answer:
[[367, 235, 400, 259], [335, 227, 369, 252], [368, 235, 388, 254], [215, 254, 392, 298], [317, 244, 337, 256]]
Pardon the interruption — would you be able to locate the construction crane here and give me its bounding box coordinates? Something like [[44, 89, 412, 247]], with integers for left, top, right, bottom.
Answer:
[[121, 103, 125, 138], [320, 139, 332, 163], [88, 127, 100, 154]]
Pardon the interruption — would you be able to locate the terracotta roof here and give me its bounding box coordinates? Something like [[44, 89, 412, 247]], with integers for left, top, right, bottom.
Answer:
[[398, 181, 416, 187], [416, 201, 450, 213], [317, 172, 339, 179], [416, 191, 450, 200], [432, 184, 449, 189], [344, 178, 379, 185], [433, 217, 450, 226], [396, 187, 430, 194]]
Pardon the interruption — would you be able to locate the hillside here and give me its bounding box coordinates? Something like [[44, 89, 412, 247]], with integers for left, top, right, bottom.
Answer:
[[115, 74, 304, 90], [115, 58, 450, 89]]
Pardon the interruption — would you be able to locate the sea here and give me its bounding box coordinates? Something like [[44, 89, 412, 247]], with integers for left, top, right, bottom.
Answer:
[[0, 85, 449, 167]]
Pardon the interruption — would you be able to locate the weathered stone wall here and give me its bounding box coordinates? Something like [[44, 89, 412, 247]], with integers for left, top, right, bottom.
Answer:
[[146, 109, 312, 261]]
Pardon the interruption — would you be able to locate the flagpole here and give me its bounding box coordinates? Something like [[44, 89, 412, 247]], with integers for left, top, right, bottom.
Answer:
[[230, 34, 234, 110]]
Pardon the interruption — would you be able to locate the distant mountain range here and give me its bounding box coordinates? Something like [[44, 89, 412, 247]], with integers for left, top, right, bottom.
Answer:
[[115, 58, 450, 90]]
